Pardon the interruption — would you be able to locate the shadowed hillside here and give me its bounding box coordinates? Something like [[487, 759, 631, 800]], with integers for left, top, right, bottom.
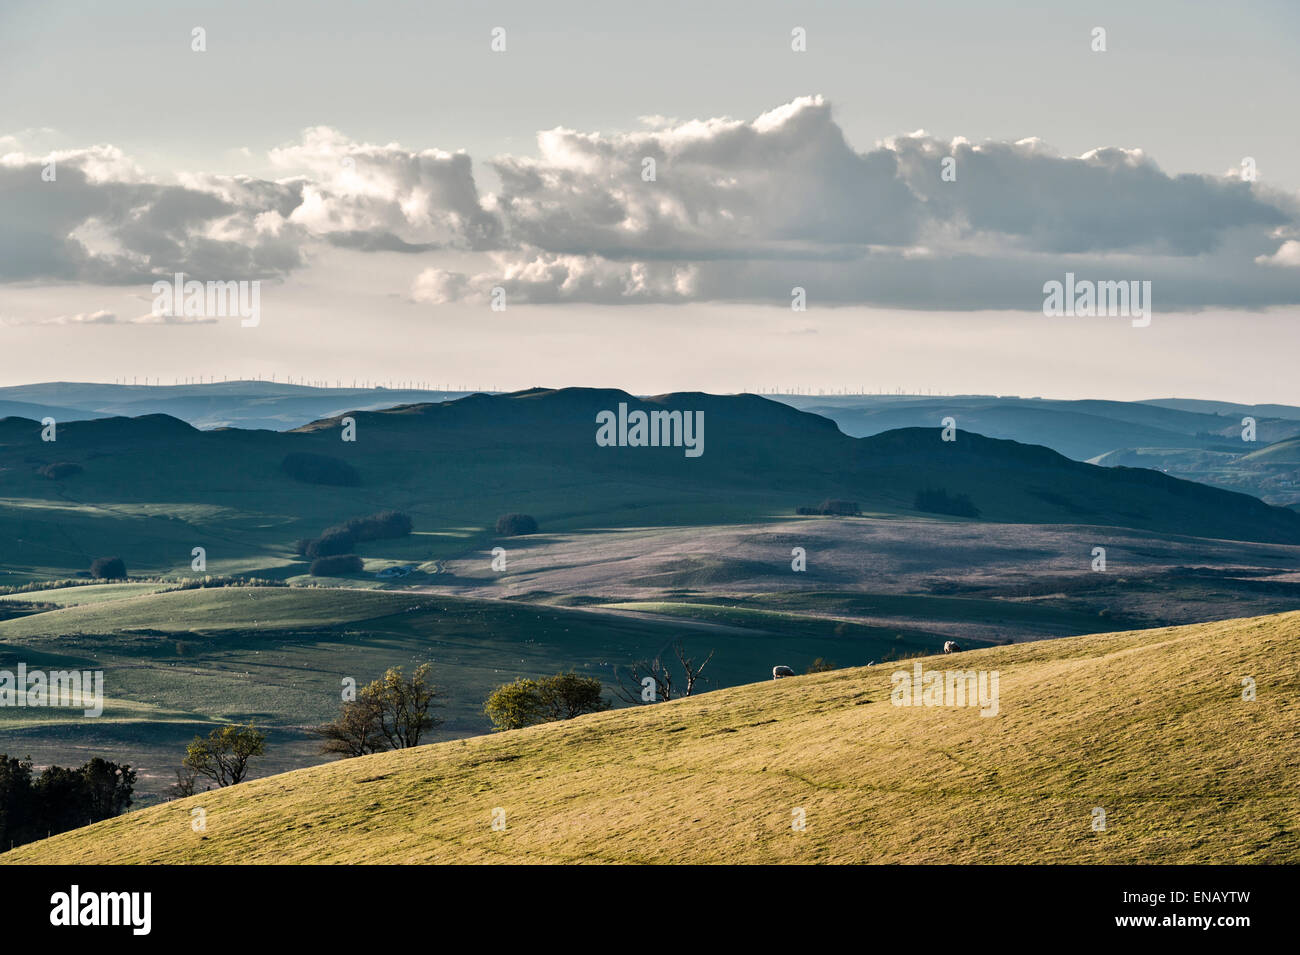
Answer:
[[4, 388, 1297, 586]]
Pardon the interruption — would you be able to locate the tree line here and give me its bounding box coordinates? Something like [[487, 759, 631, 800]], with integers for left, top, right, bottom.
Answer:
[[0, 755, 136, 851]]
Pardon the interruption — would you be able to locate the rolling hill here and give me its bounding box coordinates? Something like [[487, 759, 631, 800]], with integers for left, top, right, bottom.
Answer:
[[0, 381, 472, 431], [6, 610, 1296, 865], [3, 387, 1300, 586]]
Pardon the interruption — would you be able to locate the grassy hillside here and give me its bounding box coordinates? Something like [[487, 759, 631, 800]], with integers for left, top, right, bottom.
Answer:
[[7, 610, 1296, 864], [0, 584, 945, 796]]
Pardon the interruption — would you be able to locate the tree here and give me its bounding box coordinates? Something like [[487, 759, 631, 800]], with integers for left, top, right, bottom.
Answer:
[[89, 556, 126, 579], [309, 554, 364, 576], [166, 768, 200, 799], [0, 754, 34, 849], [365, 664, 442, 749], [33, 765, 93, 831], [315, 694, 388, 757], [807, 658, 837, 673], [305, 527, 356, 558], [484, 672, 609, 731], [79, 757, 136, 821], [483, 678, 548, 731], [183, 723, 266, 787], [495, 513, 539, 536], [542, 671, 609, 720], [0, 753, 136, 849], [615, 642, 714, 704], [280, 452, 360, 486], [671, 642, 714, 697]]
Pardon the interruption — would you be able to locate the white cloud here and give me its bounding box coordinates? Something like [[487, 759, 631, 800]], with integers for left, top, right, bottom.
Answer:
[[1256, 239, 1300, 267], [4, 98, 1300, 310]]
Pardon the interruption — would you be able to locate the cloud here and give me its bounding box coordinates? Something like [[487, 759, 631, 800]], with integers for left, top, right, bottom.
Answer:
[[0, 146, 305, 284], [5, 98, 1300, 310], [424, 96, 1300, 309], [44, 309, 118, 325], [1256, 239, 1300, 267], [268, 126, 500, 251]]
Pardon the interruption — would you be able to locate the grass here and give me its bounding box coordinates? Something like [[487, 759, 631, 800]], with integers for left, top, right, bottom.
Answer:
[[0, 584, 937, 797], [7, 609, 1297, 864]]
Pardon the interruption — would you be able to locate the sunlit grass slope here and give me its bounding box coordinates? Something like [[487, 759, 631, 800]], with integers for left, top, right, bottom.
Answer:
[[5, 611, 1297, 864]]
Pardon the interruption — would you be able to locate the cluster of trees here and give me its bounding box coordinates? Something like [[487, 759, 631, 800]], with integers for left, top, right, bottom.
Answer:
[[89, 556, 127, 579], [796, 499, 861, 516], [293, 510, 414, 577], [913, 487, 981, 518], [494, 513, 538, 536], [0, 755, 136, 850], [483, 672, 608, 730], [315, 665, 443, 757], [614, 642, 715, 703], [280, 452, 360, 487], [308, 554, 364, 576]]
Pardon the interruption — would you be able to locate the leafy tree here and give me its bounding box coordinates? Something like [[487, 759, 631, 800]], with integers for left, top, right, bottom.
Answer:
[[280, 452, 360, 487], [913, 487, 980, 518], [541, 671, 610, 720], [315, 694, 388, 757], [484, 678, 548, 731], [484, 672, 610, 731], [366, 664, 442, 749], [332, 511, 414, 542], [495, 513, 539, 536], [0, 754, 135, 848], [183, 723, 266, 787], [306, 528, 357, 558], [807, 658, 837, 673], [33, 765, 92, 831], [80, 757, 136, 821], [309, 554, 364, 576], [0, 754, 34, 849], [89, 556, 127, 579]]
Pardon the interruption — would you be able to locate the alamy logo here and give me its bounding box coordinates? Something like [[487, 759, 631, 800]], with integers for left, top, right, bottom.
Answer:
[[891, 661, 999, 717], [50, 885, 151, 935], [151, 272, 261, 327], [0, 664, 104, 717], [595, 402, 704, 457], [1042, 272, 1151, 327]]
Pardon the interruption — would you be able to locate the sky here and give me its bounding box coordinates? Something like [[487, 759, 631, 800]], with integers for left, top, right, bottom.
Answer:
[[2, 0, 1299, 400]]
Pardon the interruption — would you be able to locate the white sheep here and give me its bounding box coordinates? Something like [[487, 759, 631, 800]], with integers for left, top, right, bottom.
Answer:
[[772, 665, 795, 680]]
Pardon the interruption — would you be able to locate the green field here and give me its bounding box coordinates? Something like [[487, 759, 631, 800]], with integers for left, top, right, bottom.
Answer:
[[0, 584, 950, 797], [6, 610, 1296, 864]]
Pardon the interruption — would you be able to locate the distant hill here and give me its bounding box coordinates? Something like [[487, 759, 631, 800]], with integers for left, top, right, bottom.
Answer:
[[768, 394, 1300, 505], [0, 381, 473, 431], [2, 388, 1299, 584], [771, 394, 1300, 459], [7, 610, 1295, 864]]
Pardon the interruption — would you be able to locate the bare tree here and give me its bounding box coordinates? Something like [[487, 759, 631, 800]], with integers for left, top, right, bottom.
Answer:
[[615, 642, 714, 704], [673, 641, 715, 697]]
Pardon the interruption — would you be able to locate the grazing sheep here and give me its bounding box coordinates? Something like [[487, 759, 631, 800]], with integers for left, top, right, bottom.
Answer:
[[943, 641, 962, 654], [772, 665, 795, 680]]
